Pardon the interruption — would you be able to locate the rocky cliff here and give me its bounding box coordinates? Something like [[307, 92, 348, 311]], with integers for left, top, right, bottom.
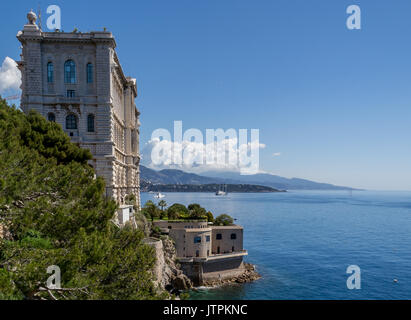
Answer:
[[144, 237, 192, 294]]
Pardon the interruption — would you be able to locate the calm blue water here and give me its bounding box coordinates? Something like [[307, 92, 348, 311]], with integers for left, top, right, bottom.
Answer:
[[141, 190, 411, 300]]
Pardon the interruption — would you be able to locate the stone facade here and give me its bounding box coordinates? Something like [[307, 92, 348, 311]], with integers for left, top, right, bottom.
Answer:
[[153, 220, 248, 285], [16, 12, 141, 207], [211, 225, 244, 254]]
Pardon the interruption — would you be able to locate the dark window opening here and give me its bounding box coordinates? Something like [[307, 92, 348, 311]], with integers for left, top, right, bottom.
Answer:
[[87, 114, 95, 132], [216, 233, 222, 240], [86, 63, 93, 83], [47, 62, 53, 83], [66, 90, 76, 98], [66, 114, 77, 130], [64, 60, 76, 83], [47, 112, 55, 122], [230, 233, 237, 240]]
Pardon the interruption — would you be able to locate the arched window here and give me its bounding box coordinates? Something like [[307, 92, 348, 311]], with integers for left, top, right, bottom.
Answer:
[[64, 60, 76, 84], [66, 114, 77, 130], [86, 63, 93, 83], [47, 112, 55, 122], [47, 62, 53, 83], [87, 114, 95, 132]]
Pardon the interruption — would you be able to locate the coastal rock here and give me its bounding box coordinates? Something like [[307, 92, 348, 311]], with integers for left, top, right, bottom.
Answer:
[[172, 274, 192, 291], [202, 263, 261, 287]]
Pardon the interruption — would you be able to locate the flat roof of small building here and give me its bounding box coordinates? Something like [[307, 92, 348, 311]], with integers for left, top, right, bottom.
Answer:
[[154, 219, 208, 223], [211, 225, 243, 229], [185, 228, 212, 232], [119, 204, 134, 209]]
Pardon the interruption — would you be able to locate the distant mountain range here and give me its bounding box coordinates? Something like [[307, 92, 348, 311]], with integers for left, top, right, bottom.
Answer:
[[140, 166, 221, 185], [140, 166, 357, 191]]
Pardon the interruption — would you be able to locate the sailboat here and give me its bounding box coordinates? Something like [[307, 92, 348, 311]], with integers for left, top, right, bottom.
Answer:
[[154, 192, 165, 199], [215, 184, 227, 196]]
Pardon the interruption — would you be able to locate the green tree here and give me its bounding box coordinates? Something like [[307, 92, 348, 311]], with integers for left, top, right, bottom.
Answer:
[[167, 209, 179, 220], [158, 200, 167, 212], [158, 200, 167, 219], [167, 203, 188, 220], [206, 211, 214, 223], [125, 194, 136, 205], [141, 200, 160, 222], [214, 214, 234, 226], [151, 225, 162, 238], [0, 99, 162, 300], [188, 204, 207, 219]]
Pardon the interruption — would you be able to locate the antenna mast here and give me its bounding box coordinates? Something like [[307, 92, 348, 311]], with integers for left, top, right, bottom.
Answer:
[[37, 3, 42, 30]]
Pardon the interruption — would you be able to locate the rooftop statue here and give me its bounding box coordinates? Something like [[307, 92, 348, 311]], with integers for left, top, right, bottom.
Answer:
[[27, 9, 37, 25]]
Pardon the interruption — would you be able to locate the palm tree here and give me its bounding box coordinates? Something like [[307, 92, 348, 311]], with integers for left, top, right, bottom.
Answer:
[[158, 200, 167, 212], [142, 200, 160, 222]]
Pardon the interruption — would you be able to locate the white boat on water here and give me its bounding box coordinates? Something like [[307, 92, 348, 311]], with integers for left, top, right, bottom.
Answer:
[[215, 184, 227, 196], [154, 192, 165, 199]]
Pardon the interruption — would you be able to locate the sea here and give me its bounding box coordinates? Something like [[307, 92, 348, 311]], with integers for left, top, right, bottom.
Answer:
[[141, 190, 411, 300]]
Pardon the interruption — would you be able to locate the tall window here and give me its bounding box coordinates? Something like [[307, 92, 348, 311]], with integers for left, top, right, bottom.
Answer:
[[66, 114, 77, 130], [47, 62, 53, 83], [86, 63, 93, 83], [64, 60, 76, 83], [87, 114, 95, 132], [48, 112, 55, 122], [66, 90, 76, 98]]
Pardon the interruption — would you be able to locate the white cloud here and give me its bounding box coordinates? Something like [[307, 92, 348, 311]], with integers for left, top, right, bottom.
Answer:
[[0, 57, 21, 94], [142, 137, 266, 174], [273, 152, 281, 157]]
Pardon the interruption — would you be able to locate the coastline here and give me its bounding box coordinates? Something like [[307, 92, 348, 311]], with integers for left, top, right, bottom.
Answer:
[[194, 263, 261, 289]]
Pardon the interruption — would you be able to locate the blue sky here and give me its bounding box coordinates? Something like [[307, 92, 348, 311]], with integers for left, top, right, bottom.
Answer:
[[1, 0, 411, 190]]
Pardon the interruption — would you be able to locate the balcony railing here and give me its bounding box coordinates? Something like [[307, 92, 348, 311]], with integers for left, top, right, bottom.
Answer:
[[207, 250, 248, 261], [177, 250, 248, 263]]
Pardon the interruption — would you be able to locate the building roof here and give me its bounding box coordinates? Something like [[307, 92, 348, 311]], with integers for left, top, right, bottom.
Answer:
[[119, 204, 133, 209], [18, 28, 116, 46], [17, 26, 137, 97], [211, 225, 243, 230], [154, 219, 208, 223], [185, 228, 212, 233]]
